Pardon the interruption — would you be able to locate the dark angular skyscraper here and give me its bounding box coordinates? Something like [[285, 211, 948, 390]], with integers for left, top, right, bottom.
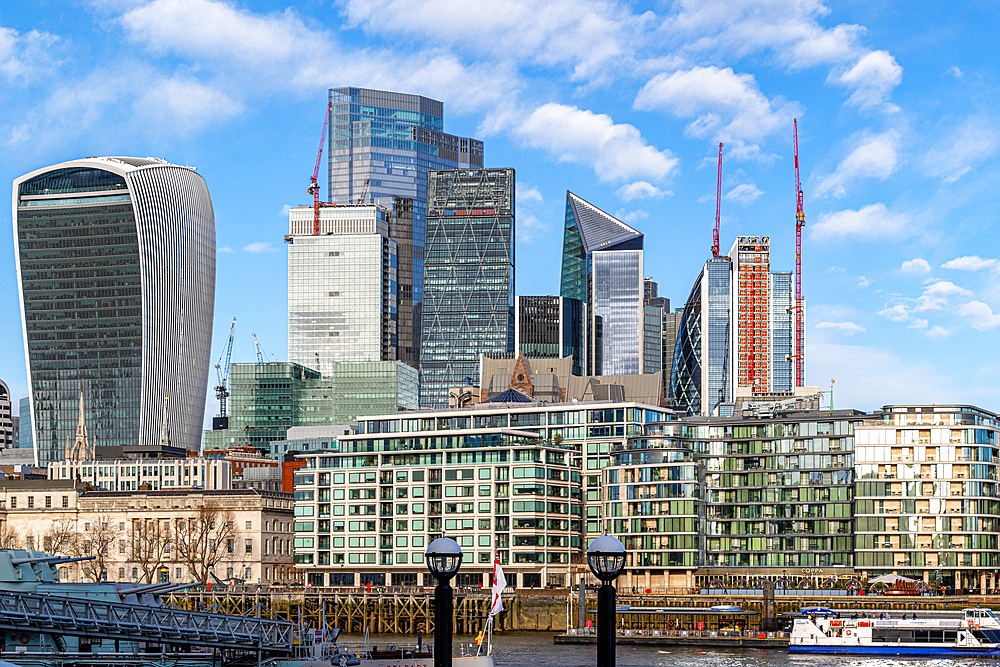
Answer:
[[420, 169, 514, 408], [515, 296, 587, 376], [328, 87, 483, 369]]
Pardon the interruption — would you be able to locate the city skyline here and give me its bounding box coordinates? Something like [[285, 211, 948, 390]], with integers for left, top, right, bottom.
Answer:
[[0, 1, 998, 422]]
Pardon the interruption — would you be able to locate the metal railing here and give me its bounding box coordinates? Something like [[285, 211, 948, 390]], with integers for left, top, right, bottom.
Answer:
[[0, 591, 293, 652]]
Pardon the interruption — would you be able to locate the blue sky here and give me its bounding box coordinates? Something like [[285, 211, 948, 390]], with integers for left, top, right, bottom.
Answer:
[[1, 0, 999, 423]]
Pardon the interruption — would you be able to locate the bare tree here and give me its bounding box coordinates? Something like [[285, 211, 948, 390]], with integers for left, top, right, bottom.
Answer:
[[174, 503, 239, 583], [127, 518, 169, 584], [0, 520, 20, 549], [42, 519, 76, 555], [69, 513, 121, 582]]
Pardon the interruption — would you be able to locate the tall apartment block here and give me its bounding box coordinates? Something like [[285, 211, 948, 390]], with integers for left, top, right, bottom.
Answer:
[[560, 192, 644, 376], [419, 168, 515, 408], [328, 87, 484, 369], [287, 204, 397, 372], [514, 296, 587, 376], [13, 158, 215, 465]]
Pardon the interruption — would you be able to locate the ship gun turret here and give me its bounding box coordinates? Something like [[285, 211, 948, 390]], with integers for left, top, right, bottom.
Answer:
[[10, 555, 95, 566], [118, 581, 200, 605]]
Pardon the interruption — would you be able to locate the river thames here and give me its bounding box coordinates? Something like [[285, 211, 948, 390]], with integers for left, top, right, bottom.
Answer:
[[339, 633, 998, 667]]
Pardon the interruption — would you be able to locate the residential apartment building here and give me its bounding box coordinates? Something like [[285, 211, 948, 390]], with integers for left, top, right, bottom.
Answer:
[[0, 482, 296, 585], [853, 404, 1000, 592], [292, 400, 670, 586]]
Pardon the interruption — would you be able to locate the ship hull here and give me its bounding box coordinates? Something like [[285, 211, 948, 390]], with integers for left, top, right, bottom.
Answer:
[[791, 645, 1000, 657]]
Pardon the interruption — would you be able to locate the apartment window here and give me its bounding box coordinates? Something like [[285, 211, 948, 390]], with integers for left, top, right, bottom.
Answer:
[[44, 496, 51, 508], [119, 567, 125, 579], [245, 539, 253, 555], [246, 521, 252, 530], [227, 539, 234, 554], [9, 497, 15, 509], [26, 536, 34, 550], [176, 568, 182, 578], [84, 522, 90, 531], [61, 496, 68, 508], [27, 497, 33, 509], [119, 540, 126, 554]]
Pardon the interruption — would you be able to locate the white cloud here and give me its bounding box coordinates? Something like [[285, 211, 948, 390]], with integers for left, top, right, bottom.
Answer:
[[816, 321, 865, 335], [857, 276, 871, 288], [662, 0, 865, 70], [516, 183, 543, 205], [725, 182, 762, 206], [826, 266, 846, 274], [941, 255, 998, 272], [342, 0, 639, 83], [133, 76, 242, 133], [242, 241, 277, 253], [517, 103, 678, 183], [634, 66, 799, 146], [901, 258, 931, 274], [907, 318, 928, 329], [616, 209, 649, 225], [617, 181, 671, 201], [914, 280, 972, 312], [517, 213, 548, 245], [217, 246, 234, 254], [878, 304, 910, 322], [958, 301, 1000, 331], [812, 203, 910, 240], [949, 66, 963, 78], [277, 204, 292, 218], [926, 326, 950, 339], [0, 24, 60, 83], [814, 130, 899, 197], [831, 50, 903, 111], [922, 117, 1000, 183]]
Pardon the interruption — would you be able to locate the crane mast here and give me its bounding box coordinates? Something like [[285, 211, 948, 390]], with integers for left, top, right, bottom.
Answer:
[[308, 101, 332, 236], [213, 317, 236, 430], [252, 333, 267, 365], [713, 142, 723, 257], [793, 120, 805, 388]]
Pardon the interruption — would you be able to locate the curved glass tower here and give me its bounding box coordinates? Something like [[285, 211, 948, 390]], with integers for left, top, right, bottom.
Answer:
[[13, 157, 215, 466]]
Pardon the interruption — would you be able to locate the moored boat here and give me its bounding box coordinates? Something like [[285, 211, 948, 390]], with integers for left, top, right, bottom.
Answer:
[[790, 607, 1000, 656]]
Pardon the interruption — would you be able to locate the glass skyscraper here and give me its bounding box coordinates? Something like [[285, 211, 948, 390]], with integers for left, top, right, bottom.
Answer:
[[287, 204, 397, 373], [327, 87, 484, 369], [559, 192, 644, 375], [769, 271, 794, 393], [13, 157, 215, 465], [420, 168, 514, 408], [670, 257, 732, 416]]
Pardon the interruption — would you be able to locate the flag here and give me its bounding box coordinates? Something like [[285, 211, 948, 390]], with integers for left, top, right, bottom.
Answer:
[[490, 551, 507, 616]]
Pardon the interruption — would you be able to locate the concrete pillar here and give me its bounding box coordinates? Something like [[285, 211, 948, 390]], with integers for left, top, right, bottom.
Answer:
[[686, 570, 693, 590], [643, 570, 650, 591], [980, 572, 986, 592], [923, 571, 929, 583]]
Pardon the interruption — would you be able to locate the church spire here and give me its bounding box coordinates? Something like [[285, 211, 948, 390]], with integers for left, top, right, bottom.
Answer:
[[66, 389, 90, 461], [158, 396, 171, 448]]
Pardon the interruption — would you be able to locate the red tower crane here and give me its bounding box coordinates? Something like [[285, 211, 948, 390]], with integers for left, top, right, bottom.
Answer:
[[307, 101, 332, 236], [713, 142, 723, 257], [793, 119, 806, 387]]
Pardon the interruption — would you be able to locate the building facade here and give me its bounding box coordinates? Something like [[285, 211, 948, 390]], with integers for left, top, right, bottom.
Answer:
[[560, 192, 644, 376], [0, 380, 12, 449], [287, 205, 397, 373], [328, 88, 484, 371], [18, 397, 32, 454], [49, 457, 232, 491], [420, 168, 515, 408], [514, 296, 587, 376], [0, 482, 296, 585], [13, 157, 215, 466], [853, 405, 1000, 592]]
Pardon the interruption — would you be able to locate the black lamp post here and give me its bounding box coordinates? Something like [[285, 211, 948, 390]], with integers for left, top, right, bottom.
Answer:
[[587, 535, 626, 667], [426, 537, 462, 667]]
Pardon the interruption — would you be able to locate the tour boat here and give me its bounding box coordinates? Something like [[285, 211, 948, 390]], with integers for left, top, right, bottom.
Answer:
[[789, 607, 1000, 656]]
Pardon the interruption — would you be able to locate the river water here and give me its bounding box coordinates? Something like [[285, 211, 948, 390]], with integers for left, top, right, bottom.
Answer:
[[338, 633, 993, 667]]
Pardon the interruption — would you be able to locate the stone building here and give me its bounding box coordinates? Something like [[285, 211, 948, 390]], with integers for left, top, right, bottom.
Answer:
[[0, 481, 296, 585]]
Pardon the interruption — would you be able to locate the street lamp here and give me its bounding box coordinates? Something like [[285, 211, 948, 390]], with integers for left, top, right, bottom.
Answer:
[[426, 538, 462, 667], [587, 536, 626, 667]]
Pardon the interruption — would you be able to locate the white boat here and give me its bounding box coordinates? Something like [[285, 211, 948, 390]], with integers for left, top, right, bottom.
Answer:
[[789, 607, 1000, 656]]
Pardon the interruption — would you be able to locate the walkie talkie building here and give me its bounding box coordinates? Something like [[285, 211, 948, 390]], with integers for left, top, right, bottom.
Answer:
[[13, 157, 215, 466]]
